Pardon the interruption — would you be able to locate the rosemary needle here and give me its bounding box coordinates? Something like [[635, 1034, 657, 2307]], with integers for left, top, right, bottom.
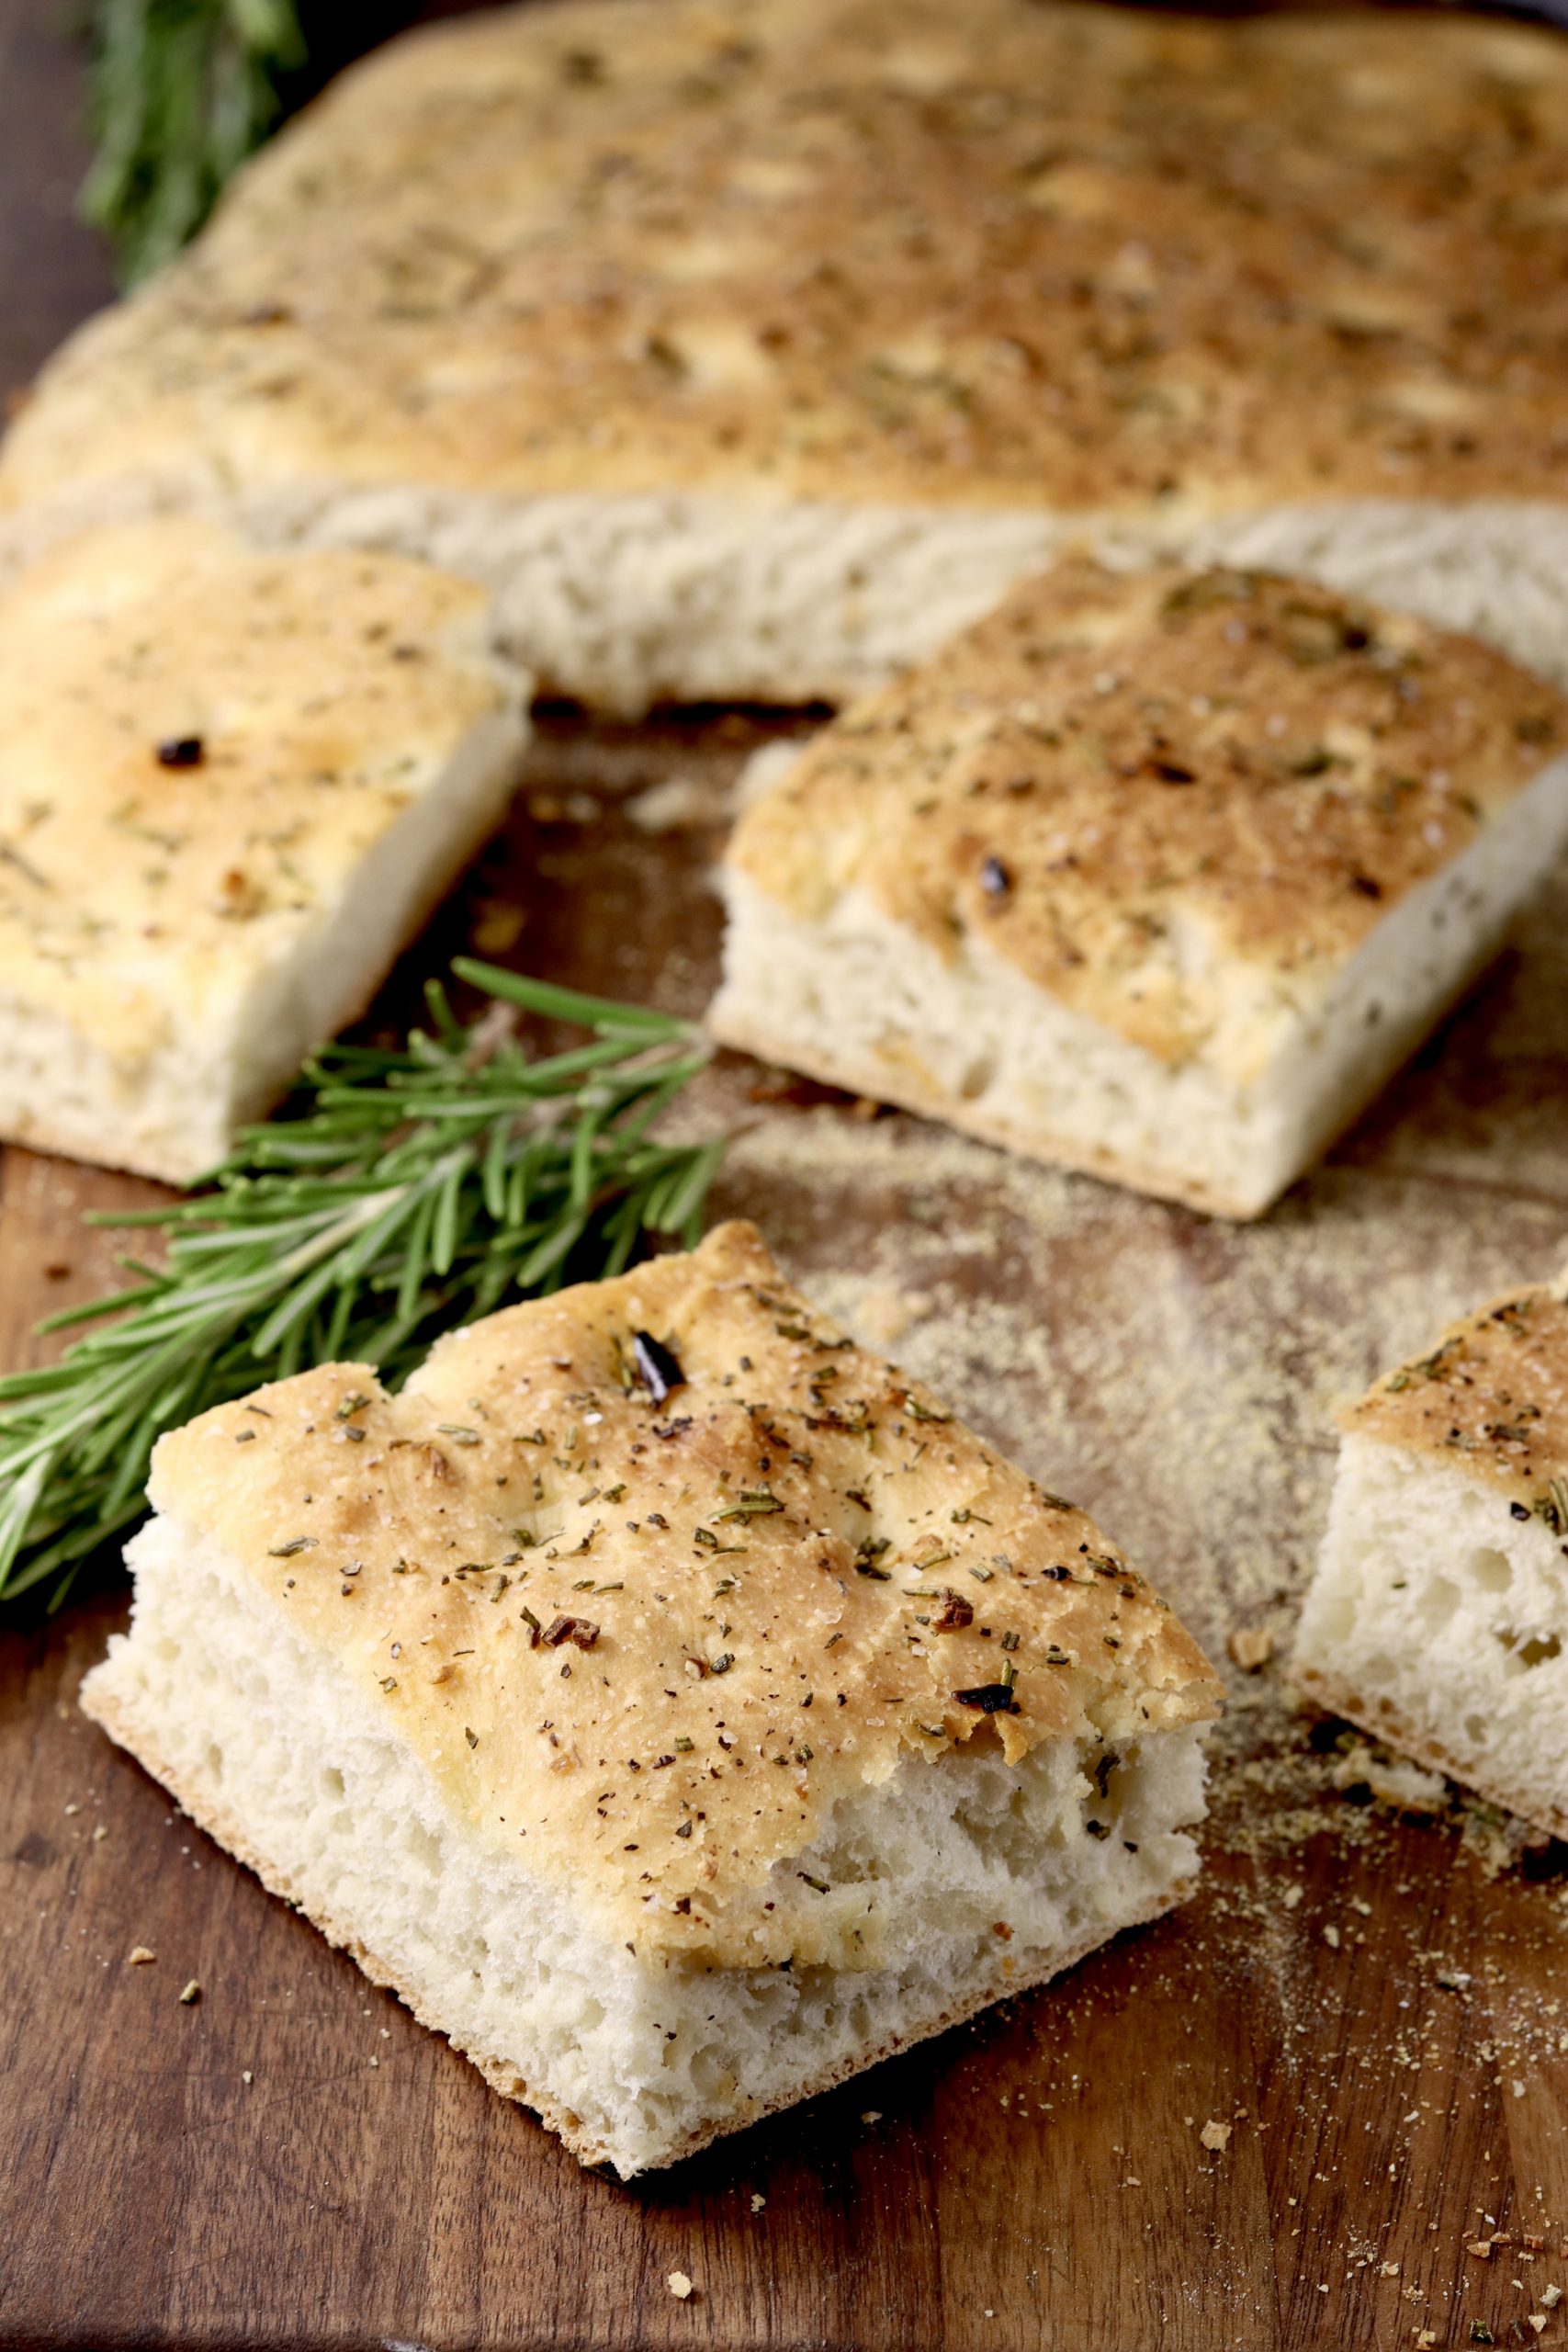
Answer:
[[79, 0, 307, 284], [0, 963, 725, 1615]]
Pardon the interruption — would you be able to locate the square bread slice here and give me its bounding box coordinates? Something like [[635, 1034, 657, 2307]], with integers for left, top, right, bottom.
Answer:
[[80, 1220, 1221, 2177], [1293, 1285, 1568, 1841], [710, 558, 1568, 1218], [0, 518, 526, 1182], [6, 1, 1568, 708]]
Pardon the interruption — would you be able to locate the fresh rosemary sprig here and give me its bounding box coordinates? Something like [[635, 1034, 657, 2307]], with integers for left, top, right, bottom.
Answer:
[[0, 962, 725, 1615], [79, 0, 306, 284]]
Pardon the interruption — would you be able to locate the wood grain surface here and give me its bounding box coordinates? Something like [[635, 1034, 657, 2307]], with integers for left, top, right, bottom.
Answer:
[[4, 8, 1568, 2350]]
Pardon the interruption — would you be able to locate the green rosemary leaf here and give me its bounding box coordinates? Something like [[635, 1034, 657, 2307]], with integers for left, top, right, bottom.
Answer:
[[80, 0, 307, 284], [0, 968, 725, 1616]]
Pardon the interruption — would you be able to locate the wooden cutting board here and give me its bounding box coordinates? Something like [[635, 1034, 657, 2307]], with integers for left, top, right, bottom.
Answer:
[[3, 7, 1568, 2346]]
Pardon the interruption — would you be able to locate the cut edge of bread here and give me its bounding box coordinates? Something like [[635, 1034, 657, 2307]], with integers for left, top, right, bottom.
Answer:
[[1292, 1433, 1568, 1845], [708, 996, 1269, 1220], [83, 1664, 1195, 2171], [1289, 1668, 1568, 1846], [80, 1498, 1211, 2177], [7, 485, 1568, 714]]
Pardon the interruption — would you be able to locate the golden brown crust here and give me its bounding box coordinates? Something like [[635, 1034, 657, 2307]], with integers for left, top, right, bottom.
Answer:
[[144, 1220, 1219, 1970], [726, 558, 1567, 1071], [7, 1, 1568, 513], [81, 1660, 1192, 2171], [0, 518, 513, 1064], [1290, 1668, 1568, 1846], [1343, 1285, 1568, 1523]]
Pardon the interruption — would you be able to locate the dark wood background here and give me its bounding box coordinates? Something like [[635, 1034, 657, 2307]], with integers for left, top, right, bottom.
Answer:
[[4, 4, 1568, 2347]]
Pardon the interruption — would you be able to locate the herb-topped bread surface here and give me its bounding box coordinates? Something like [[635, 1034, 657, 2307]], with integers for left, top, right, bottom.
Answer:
[[6, 0, 1568, 707], [0, 516, 525, 1182], [81, 1220, 1221, 2175], [711, 557, 1568, 1216], [1294, 1285, 1568, 1841]]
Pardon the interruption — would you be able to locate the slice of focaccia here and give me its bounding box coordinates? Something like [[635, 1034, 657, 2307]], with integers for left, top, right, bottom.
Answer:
[[0, 518, 525, 1182], [81, 1221, 1221, 2177], [710, 558, 1568, 1217], [6, 1, 1568, 709], [1294, 1284, 1568, 1840]]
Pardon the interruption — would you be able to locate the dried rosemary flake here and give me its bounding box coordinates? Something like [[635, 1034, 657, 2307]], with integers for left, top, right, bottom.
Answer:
[[464, 1726, 479, 1748], [1532, 1475, 1568, 1535], [714, 1490, 784, 1521], [855, 1536, 893, 1579], [438, 1425, 481, 1446], [266, 1536, 315, 1557]]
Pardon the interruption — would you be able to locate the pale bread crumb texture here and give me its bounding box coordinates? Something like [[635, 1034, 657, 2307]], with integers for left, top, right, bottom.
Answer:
[[1294, 1286, 1568, 1840], [0, 517, 526, 1182], [713, 560, 1568, 1216], [80, 1221, 1217, 2175]]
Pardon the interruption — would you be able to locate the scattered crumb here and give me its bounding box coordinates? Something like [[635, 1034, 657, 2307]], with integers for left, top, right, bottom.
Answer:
[[1228, 1625, 1275, 1672], [852, 1283, 932, 1350], [62, 1802, 79, 1816], [667, 2272, 694, 2301], [1381, 2263, 1401, 2278], [627, 774, 733, 832], [242, 2070, 253, 2086], [91, 1824, 107, 1842], [1199, 2120, 1232, 2153], [1544, 2286, 1563, 2310], [1467, 2238, 1495, 2261], [178, 1980, 200, 2006], [1323, 1925, 1341, 1950], [750, 2193, 766, 2213], [1330, 1742, 1448, 1815], [127, 1947, 155, 1965], [471, 903, 526, 958], [1416, 2333, 1438, 2348], [862, 2110, 883, 2126], [1280, 1883, 1304, 1911]]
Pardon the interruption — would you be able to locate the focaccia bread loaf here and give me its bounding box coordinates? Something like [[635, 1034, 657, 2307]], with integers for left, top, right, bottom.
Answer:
[[1294, 1283, 1568, 1841], [5, 0, 1568, 708], [710, 557, 1568, 1217], [81, 1221, 1221, 2176], [0, 518, 525, 1182]]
